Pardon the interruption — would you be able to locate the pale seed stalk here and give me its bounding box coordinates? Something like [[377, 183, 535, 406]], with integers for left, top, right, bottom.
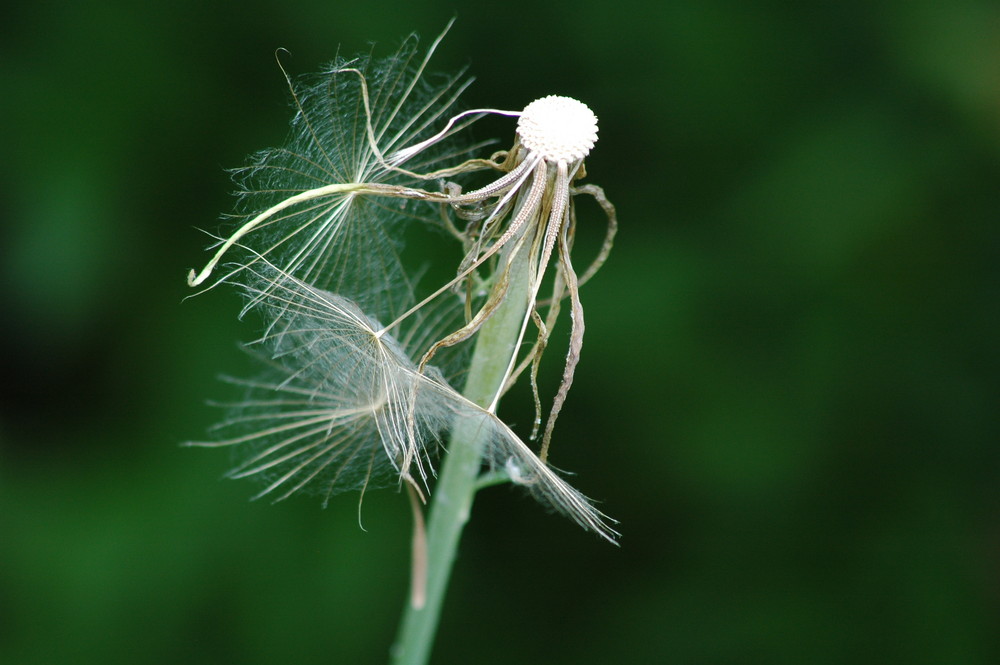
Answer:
[[391, 205, 535, 665]]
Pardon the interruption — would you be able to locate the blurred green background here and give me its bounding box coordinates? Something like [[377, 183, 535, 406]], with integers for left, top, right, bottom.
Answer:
[[2, 1, 998, 663]]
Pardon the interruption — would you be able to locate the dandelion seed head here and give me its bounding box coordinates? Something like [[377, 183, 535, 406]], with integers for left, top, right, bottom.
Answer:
[[516, 95, 598, 163], [187, 27, 620, 542]]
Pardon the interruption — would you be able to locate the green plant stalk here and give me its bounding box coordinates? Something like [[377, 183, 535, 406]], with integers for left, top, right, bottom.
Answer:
[[390, 233, 533, 665]]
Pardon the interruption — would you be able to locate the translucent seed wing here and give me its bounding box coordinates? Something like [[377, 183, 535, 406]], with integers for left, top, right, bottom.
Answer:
[[192, 269, 617, 541], [188, 269, 442, 501], [197, 35, 475, 322]]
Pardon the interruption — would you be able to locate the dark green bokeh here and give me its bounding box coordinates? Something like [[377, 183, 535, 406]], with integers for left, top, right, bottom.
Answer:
[[2, 1, 998, 663]]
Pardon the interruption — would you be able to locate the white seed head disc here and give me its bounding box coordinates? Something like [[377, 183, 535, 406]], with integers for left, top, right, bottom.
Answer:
[[517, 95, 598, 163]]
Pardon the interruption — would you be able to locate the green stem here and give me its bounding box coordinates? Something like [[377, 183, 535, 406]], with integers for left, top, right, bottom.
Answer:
[[390, 238, 532, 665]]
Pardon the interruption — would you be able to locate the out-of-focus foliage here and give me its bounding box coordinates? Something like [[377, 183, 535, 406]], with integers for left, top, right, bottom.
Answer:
[[1, 1, 997, 663]]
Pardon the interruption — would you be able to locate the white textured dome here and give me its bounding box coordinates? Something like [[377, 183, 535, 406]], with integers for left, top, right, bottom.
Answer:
[[516, 95, 598, 163]]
